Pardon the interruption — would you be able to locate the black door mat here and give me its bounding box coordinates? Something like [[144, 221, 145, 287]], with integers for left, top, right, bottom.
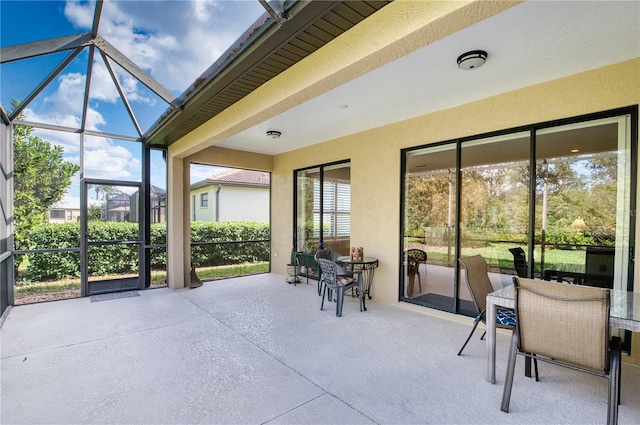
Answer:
[[90, 291, 140, 303]]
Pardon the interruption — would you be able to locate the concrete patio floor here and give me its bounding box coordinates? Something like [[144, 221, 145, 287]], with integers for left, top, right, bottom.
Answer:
[[2, 273, 639, 424]]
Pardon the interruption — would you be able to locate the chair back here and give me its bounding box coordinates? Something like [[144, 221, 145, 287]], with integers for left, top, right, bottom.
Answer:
[[316, 258, 339, 289], [458, 255, 494, 313], [513, 277, 610, 373], [315, 249, 339, 262], [508, 247, 528, 277], [406, 249, 427, 264]]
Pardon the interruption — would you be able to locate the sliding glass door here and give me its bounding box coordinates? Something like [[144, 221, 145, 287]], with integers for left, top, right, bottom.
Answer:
[[535, 115, 634, 291], [401, 107, 636, 319], [402, 144, 457, 310], [459, 132, 531, 312], [295, 161, 351, 255]]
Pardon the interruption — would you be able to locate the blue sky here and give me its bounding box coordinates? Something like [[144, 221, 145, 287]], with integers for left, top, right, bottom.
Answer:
[[1, 0, 265, 206]]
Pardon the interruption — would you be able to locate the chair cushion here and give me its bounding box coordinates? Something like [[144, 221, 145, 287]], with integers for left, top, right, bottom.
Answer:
[[496, 308, 516, 326], [336, 276, 354, 286]]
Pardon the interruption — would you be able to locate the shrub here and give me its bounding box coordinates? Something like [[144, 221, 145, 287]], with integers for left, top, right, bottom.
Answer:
[[24, 221, 270, 282]]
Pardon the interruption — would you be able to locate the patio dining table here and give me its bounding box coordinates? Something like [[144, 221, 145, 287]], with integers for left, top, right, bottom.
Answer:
[[485, 284, 640, 383]]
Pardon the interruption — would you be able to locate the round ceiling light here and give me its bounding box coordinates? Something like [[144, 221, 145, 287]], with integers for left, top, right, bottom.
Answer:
[[457, 50, 488, 70], [266, 130, 281, 139]]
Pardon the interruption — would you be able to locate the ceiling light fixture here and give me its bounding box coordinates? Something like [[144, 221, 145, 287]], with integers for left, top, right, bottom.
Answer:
[[267, 130, 282, 139], [457, 50, 488, 70]]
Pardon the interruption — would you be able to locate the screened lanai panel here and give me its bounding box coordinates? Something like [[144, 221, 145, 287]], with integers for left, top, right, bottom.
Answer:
[[0, 52, 73, 116], [10, 51, 90, 128], [83, 135, 142, 182], [1, 121, 10, 315]]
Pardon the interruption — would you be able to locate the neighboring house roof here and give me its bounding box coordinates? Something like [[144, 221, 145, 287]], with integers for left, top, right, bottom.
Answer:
[[191, 169, 270, 190]]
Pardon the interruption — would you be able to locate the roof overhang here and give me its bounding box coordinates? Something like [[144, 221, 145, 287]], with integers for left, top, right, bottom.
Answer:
[[143, 0, 392, 148]]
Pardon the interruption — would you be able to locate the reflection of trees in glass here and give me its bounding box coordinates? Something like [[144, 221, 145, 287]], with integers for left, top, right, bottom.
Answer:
[[460, 164, 528, 235], [405, 151, 617, 247], [539, 154, 617, 246], [405, 172, 451, 236], [297, 174, 317, 250]]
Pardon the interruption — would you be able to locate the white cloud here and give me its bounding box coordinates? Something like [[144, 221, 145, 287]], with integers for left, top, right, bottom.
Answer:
[[16, 1, 264, 188], [83, 143, 141, 180], [64, 0, 265, 92]]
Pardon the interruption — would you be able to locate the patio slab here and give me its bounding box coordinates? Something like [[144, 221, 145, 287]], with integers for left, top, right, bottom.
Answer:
[[2, 273, 640, 424]]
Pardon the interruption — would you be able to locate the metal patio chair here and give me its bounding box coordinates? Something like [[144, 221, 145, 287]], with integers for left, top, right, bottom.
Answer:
[[406, 249, 427, 294], [458, 255, 538, 378], [316, 258, 363, 317]]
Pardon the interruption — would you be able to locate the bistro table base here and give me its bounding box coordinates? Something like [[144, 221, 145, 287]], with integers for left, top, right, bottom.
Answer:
[[336, 256, 379, 301]]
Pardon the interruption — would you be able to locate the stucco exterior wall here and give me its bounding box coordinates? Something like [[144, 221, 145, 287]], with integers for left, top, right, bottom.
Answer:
[[189, 185, 269, 223], [190, 187, 214, 222], [218, 186, 269, 223], [271, 58, 640, 304]]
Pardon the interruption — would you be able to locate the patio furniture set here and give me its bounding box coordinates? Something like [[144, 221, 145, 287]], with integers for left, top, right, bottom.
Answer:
[[458, 253, 639, 425]]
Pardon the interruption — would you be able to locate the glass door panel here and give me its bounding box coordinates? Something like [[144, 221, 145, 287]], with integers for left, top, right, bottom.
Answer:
[[459, 132, 530, 312], [402, 144, 457, 311], [296, 167, 321, 253], [535, 116, 632, 291], [322, 164, 351, 255]]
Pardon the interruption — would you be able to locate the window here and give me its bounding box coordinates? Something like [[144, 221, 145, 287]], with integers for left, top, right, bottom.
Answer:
[[201, 193, 208, 208], [50, 210, 65, 219], [295, 162, 350, 253], [66, 211, 73, 221]]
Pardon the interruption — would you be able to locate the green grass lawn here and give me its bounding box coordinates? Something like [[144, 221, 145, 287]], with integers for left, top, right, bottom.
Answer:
[[15, 262, 270, 296]]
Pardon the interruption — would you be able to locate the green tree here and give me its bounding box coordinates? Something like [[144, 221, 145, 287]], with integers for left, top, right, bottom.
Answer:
[[13, 120, 80, 254]]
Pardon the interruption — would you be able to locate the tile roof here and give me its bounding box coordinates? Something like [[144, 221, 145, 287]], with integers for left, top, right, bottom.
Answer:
[[207, 169, 270, 186]]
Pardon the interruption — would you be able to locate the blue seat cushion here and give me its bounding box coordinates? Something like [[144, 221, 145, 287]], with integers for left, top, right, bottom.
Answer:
[[496, 308, 516, 326]]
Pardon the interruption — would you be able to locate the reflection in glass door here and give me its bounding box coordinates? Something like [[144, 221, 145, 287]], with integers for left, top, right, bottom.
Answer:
[[459, 132, 531, 313], [295, 162, 351, 255], [535, 116, 633, 291], [402, 144, 457, 311], [81, 179, 143, 296]]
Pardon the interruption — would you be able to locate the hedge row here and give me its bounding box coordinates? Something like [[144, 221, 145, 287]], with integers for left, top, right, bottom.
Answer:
[[24, 221, 270, 281]]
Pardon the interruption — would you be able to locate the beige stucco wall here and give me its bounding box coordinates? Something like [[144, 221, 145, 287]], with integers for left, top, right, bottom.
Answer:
[[271, 58, 640, 303], [189, 184, 270, 223]]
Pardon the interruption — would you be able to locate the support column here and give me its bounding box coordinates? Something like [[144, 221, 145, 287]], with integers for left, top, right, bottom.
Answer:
[[167, 154, 189, 289]]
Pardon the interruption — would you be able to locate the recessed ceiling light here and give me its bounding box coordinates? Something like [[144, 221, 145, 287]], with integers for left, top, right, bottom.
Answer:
[[457, 50, 487, 70], [266, 130, 281, 139], [571, 149, 580, 153]]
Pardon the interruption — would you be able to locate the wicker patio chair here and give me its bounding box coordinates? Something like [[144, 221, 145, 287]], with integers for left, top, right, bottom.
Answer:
[[501, 277, 621, 425], [316, 258, 363, 317]]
